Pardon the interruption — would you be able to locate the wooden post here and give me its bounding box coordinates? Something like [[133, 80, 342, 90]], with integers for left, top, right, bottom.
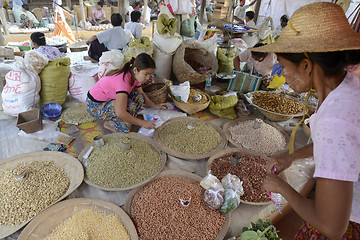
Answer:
[[199, 0, 206, 24], [118, 0, 125, 28], [66, 0, 72, 8], [254, 0, 262, 24], [0, 7, 8, 35], [79, 0, 86, 29]]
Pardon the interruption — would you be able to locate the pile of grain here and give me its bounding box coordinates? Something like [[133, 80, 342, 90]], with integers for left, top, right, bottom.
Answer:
[[85, 136, 162, 188], [252, 91, 304, 114], [131, 176, 226, 240], [44, 208, 130, 240], [0, 161, 70, 225], [210, 153, 270, 203], [159, 119, 221, 154], [61, 103, 95, 124], [229, 119, 286, 155]]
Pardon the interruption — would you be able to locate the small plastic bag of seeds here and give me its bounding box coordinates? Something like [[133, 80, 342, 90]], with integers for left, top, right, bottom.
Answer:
[[219, 188, 241, 214], [200, 170, 221, 190], [204, 182, 225, 210], [221, 173, 244, 196]]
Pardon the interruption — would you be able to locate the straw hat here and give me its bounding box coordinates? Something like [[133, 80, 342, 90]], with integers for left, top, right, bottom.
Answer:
[[252, 2, 360, 53]]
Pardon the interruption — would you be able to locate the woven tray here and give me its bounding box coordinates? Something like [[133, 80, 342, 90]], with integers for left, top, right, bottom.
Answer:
[[169, 88, 211, 115], [206, 148, 288, 206], [124, 170, 230, 240], [18, 198, 138, 240], [78, 132, 167, 191], [223, 117, 290, 157], [0, 152, 84, 239], [244, 91, 306, 122], [153, 117, 227, 160]]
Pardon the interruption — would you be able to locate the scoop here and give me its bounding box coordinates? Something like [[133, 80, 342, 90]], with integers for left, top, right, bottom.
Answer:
[[187, 120, 196, 130], [253, 118, 263, 129], [231, 152, 242, 165], [13, 169, 27, 181]]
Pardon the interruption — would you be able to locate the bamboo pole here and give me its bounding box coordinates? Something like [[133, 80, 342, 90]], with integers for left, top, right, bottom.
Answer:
[[254, 0, 262, 24], [199, 0, 206, 24], [0, 7, 8, 35], [79, 0, 86, 29], [118, 0, 125, 28]]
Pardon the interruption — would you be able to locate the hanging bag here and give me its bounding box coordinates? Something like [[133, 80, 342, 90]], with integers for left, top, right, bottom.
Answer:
[[227, 63, 262, 93], [258, 17, 275, 44]]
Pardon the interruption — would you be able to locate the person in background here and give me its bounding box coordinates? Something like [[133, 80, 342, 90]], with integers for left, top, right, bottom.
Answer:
[[244, 10, 255, 28], [272, 15, 288, 40], [125, 10, 142, 39], [12, 0, 23, 23], [256, 2, 360, 239], [19, 4, 39, 28], [90, 1, 110, 26], [86, 13, 131, 62], [234, 0, 257, 25], [233, 43, 277, 76], [133, 1, 142, 11], [30, 32, 63, 60], [86, 53, 168, 133]]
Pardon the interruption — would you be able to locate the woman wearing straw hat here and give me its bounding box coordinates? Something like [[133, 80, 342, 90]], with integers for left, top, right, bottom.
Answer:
[[257, 2, 360, 239]]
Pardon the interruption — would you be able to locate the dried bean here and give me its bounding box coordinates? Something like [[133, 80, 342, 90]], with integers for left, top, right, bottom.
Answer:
[[252, 92, 304, 114]]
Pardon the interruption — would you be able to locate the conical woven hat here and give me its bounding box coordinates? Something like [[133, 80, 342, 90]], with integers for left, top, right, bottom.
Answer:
[[252, 2, 360, 53]]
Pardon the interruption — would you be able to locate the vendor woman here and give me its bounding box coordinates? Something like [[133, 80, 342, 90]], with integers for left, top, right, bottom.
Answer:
[[257, 2, 360, 239], [86, 53, 168, 133], [30, 32, 63, 60]]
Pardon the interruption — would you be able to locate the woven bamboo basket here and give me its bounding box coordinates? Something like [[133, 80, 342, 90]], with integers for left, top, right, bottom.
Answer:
[[68, 41, 88, 52], [18, 198, 138, 240], [124, 170, 230, 240], [169, 88, 210, 115], [206, 148, 288, 206], [143, 80, 172, 104], [0, 152, 84, 239]]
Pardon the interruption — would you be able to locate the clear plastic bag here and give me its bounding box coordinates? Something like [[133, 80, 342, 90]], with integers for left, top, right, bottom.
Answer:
[[219, 188, 241, 214], [200, 170, 221, 190], [203, 182, 225, 210], [221, 173, 244, 196]]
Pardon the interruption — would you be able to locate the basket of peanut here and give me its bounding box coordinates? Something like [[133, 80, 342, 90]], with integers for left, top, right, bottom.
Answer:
[[245, 91, 306, 121]]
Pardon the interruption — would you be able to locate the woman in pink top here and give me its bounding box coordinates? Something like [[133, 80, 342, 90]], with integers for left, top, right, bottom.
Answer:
[[90, 1, 110, 26], [86, 53, 167, 132], [254, 3, 360, 239]]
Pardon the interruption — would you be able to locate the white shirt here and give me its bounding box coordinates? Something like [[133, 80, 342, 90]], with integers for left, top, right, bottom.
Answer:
[[272, 25, 284, 39], [234, 4, 249, 24], [125, 21, 143, 39], [96, 26, 131, 50]]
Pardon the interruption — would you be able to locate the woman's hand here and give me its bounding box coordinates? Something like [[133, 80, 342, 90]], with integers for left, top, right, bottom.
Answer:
[[265, 155, 292, 174], [263, 173, 287, 193], [153, 103, 168, 110], [141, 120, 156, 129]]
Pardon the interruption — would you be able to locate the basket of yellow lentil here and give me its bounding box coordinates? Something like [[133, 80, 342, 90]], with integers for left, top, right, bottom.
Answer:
[[169, 88, 211, 115], [245, 91, 306, 122], [0, 152, 84, 239], [78, 132, 167, 191], [18, 198, 138, 240], [153, 117, 227, 160]]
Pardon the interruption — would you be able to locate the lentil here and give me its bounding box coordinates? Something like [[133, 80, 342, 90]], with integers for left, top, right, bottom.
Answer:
[[131, 176, 226, 240], [159, 119, 221, 154], [0, 161, 70, 225], [85, 136, 162, 188], [252, 91, 304, 115], [44, 208, 130, 240], [210, 153, 271, 203], [229, 119, 286, 155], [61, 103, 95, 124]]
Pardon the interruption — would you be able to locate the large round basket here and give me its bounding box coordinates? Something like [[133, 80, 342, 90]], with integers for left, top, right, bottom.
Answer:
[[169, 88, 211, 115], [244, 91, 306, 122], [78, 132, 167, 191], [143, 80, 172, 104], [124, 170, 230, 240], [153, 117, 227, 160], [0, 152, 84, 239], [206, 148, 288, 206], [18, 198, 138, 240], [223, 117, 290, 157], [68, 41, 88, 52]]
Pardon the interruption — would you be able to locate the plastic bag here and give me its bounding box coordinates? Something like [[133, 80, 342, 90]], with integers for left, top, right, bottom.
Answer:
[[200, 170, 221, 190], [203, 182, 225, 210], [219, 188, 241, 214], [170, 81, 190, 102], [221, 173, 244, 196], [98, 50, 124, 80]]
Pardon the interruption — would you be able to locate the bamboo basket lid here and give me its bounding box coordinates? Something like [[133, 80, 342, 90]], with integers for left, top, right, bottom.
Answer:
[[18, 198, 138, 240], [78, 132, 167, 191], [153, 117, 228, 160], [206, 148, 288, 206], [124, 170, 230, 240], [0, 151, 84, 239], [223, 117, 290, 157]]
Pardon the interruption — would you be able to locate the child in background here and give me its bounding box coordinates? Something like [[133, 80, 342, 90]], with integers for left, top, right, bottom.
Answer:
[[244, 11, 256, 28], [125, 10, 142, 39], [86, 53, 168, 133], [233, 0, 257, 25], [272, 15, 288, 39]]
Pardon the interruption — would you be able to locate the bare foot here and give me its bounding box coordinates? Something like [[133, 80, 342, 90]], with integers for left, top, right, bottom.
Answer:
[[103, 121, 118, 132]]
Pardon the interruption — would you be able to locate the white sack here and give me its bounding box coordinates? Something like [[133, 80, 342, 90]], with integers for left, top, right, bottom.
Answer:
[[153, 44, 173, 81], [69, 64, 98, 102], [153, 25, 183, 54], [97, 50, 124, 80]]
